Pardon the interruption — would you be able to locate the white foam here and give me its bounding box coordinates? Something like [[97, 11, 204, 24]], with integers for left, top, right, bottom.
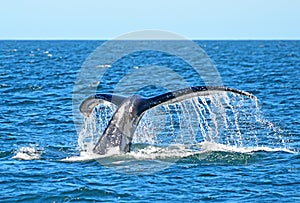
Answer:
[[95, 64, 112, 68], [61, 151, 102, 162], [13, 147, 42, 160], [128, 145, 193, 160], [198, 141, 296, 154], [61, 146, 129, 162], [127, 142, 297, 162], [61, 141, 296, 163]]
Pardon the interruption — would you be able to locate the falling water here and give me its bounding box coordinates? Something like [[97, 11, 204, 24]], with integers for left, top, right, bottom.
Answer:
[[78, 92, 288, 153], [78, 103, 116, 152], [134, 92, 262, 147]]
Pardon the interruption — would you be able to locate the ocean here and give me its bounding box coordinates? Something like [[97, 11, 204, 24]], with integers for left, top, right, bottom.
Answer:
[[0, 40, 299, 202]]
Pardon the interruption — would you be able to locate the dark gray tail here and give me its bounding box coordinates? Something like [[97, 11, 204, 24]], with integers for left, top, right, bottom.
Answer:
[[80, 86, 256, 116], [79, 86, 256, 154]]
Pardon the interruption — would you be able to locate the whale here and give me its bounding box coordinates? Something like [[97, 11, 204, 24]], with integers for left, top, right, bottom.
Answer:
[[79, 86, 256, 155]]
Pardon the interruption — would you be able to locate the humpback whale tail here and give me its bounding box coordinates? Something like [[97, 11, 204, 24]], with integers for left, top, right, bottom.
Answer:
[[79, 86, 256, 155]]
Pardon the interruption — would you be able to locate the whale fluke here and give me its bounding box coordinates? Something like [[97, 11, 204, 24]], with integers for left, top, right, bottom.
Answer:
[[79, 86, 256, 155], [79, 94, 126, 117]]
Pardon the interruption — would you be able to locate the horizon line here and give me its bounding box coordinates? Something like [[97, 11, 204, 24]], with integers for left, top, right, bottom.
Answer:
[[0, 38, 299, 41]]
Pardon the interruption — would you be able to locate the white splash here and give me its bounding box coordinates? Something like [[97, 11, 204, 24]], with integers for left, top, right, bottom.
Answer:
[[13, 147, 42, 160]]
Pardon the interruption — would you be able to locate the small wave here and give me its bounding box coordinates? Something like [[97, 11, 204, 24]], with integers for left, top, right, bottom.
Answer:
[[12, 147, 42, 160], [0, 83, 10, 88], [0, 151, 12, 159]]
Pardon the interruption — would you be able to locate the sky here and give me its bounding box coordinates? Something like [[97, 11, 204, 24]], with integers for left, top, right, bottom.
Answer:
[[0, 0, 299, 40]]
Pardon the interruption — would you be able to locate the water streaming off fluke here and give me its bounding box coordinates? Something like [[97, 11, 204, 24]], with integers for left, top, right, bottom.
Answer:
[[78, 91, 288, 156]]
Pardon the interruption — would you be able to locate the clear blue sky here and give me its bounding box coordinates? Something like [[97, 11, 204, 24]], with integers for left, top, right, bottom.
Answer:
[[1, 0, 299, 39]]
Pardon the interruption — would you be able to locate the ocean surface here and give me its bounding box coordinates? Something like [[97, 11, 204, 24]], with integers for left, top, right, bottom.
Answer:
[[0, 40, 299, 202]]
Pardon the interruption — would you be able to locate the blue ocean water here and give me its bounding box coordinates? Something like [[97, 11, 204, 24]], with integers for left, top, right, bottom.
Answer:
[[0, 40, 299, 202]]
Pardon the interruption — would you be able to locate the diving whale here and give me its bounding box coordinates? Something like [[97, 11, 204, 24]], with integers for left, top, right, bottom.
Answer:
[[80, 86, 256, 155]]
